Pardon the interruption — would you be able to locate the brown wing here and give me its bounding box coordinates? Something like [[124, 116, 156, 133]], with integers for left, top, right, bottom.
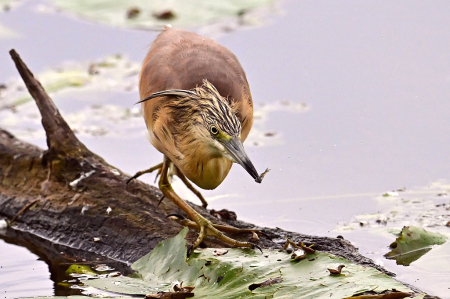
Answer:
[[139, 27, 253, 141]]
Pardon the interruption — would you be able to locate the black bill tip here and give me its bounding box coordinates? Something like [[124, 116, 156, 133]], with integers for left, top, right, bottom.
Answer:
[[255, 168, 270, 183]]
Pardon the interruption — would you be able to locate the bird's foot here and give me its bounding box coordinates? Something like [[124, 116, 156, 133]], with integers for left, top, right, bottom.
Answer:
[[168, 214, 260, 249], [194, 217, 258, 249]]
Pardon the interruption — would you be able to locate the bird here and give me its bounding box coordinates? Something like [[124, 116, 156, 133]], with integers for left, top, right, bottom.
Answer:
[[129, 26, 267, 249]]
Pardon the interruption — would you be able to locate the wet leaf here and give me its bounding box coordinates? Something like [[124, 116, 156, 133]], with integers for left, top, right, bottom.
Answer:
[[82, 228, 411, 298], [385, 226, 447, 266], [48, 0, 275, 30], [23, 228, 416, 298]]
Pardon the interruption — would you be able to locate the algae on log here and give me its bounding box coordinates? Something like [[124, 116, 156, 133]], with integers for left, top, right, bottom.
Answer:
[[0, 50, 394, 277]]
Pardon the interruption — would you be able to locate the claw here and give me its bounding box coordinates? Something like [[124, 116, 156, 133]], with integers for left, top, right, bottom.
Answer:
[[126, 176, 135, 185], [154, 171, 160, 183], [157, 194, 166, 206], [193, 224, 207, 249], [186, 244, 194, 257], [251, 243, 263, 253], [127, 163, 163, 185]]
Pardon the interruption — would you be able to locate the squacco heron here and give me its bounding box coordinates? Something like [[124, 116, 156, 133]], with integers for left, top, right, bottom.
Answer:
[[130, 27, 266, 249]]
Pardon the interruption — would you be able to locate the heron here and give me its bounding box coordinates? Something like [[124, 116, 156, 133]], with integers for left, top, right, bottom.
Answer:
[[129, 26, 267, 249]]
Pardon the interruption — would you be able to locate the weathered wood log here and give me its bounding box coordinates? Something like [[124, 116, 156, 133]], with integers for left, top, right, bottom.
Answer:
[[0, 50, 419, 293]]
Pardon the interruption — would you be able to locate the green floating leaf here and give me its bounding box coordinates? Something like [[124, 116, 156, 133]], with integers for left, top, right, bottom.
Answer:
[[385, 226, 447, 266], [81, 227, 411, 298], [25, 229, 415, 298], [65, 264, 98, 277], [49, 0, 274, 30]]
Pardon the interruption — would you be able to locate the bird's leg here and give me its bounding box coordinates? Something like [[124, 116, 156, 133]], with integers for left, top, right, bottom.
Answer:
[[173, 167, 208, 208], [159, 156, 257, 249], [128, 162, 208, 208], [127, 162, 163, 184]]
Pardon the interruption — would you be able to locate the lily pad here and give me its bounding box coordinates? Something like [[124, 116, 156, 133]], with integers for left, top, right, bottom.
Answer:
[[0, 54, 139, 110], [49, 0, 275, 30], [336, 183, 450, 232], [22, 228, 416, 298], [77, 227, 412, 298], [65, 264, 98, 276], [0, 54, 144, 139], [385, 226, 447, 266]]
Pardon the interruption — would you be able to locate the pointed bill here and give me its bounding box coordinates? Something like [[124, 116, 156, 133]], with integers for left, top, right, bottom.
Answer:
[[222, 136, 263, 183]]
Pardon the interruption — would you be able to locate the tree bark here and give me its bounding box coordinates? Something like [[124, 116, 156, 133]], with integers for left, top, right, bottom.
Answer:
[[0, 50, 421, 295]]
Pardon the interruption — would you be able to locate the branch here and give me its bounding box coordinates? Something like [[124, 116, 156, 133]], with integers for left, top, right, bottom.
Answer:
[[9, 49, 90, 158]]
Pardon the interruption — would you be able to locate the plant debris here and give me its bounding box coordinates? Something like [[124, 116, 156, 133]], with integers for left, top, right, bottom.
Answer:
[[328, 265, 345, 275]]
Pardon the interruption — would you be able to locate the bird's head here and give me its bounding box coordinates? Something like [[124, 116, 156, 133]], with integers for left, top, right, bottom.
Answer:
[[138, 80, 263, 183]]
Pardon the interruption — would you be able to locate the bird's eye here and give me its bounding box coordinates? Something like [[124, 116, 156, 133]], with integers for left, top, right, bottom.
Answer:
[[210, 126, 219, 135]]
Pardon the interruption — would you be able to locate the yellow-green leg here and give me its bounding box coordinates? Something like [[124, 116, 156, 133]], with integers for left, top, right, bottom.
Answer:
[[173, 167, 208, 208], [128, 161, 208, 208], [159, 156, 257, 249]]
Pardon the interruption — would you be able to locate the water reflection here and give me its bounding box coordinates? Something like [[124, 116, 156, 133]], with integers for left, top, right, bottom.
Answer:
[[0, 227, 134, 298], [0, 238, 53, 298]]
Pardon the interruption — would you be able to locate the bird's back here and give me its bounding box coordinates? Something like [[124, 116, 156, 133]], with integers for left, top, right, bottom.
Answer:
[[139, 27, 253, 141]]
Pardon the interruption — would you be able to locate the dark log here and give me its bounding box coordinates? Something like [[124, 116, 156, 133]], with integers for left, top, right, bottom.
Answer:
[[0, 50, 426, 295]]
